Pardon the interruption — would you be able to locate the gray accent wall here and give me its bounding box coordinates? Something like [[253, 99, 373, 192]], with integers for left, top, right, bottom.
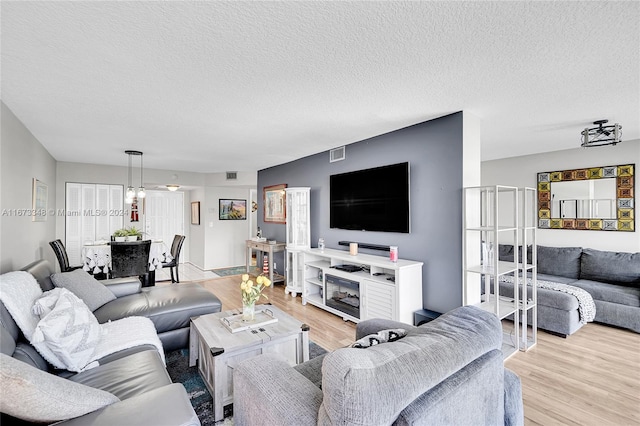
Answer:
[[258, 113, 465, 314], [1, 102, 57, 273]]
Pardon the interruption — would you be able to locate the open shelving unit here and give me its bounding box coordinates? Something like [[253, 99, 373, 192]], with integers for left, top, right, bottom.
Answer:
[[518, 187, 537, 351], [463, 185, 520, 360]]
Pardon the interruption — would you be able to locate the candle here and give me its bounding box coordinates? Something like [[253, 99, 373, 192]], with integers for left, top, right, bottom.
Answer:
[[349, 242, 358, 256]]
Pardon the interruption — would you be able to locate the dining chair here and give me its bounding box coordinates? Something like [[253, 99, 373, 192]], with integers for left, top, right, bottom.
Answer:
[[49, 239, 84, 273], [162, 235, 186, 283], [110, 240, 151, 286]]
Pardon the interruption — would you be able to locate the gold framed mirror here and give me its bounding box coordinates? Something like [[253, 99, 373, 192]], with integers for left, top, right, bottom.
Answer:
[[537, 164, 634, 231]]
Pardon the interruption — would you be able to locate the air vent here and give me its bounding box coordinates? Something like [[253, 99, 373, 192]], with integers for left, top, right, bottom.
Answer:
[[329, 146, 346, 163], [226, 171, 238, 180]]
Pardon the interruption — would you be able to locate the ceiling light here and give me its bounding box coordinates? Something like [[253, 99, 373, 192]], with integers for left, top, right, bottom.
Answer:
[[125, 150, 145, 203], [166, 184, 180, 192], [581, 120, 622, 148]]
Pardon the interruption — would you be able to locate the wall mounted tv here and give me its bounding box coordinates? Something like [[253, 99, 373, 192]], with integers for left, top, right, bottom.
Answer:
[[330, 162, 410, 233]]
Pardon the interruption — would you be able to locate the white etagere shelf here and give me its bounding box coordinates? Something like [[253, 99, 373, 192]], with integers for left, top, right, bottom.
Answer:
[[463, 185, 538, 359], [463, 185, 520, 360]]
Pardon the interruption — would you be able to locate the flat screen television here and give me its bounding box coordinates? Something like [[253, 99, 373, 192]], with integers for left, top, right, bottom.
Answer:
[[330, 162, 410, 233]]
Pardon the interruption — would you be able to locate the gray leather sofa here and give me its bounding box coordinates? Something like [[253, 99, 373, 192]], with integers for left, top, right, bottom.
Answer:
[[1, 260, 222, 425], [499, 245, 640, 336], [233, 306, 524, 426]]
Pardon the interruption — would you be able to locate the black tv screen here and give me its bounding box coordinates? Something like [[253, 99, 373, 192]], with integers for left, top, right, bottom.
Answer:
[[330, 162, 410, 233]]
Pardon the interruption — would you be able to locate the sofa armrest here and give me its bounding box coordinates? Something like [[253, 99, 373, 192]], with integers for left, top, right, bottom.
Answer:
[[102, 277, 142, 297], [233, 354, 323, 426], [55, 384, 199, 426], [356, 318, 418, 340]]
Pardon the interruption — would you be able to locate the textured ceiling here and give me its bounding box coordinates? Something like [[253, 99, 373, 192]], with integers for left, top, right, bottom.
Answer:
[[1, 1, 638, 173]]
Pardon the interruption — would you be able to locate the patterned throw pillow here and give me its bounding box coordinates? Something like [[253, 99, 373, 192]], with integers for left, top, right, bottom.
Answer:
[[31, 288, 102, 372], [350, 328, 407, 348]]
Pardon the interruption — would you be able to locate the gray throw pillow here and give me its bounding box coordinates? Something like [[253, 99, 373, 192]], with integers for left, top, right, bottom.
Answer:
[[580, 248, 640, 286], [51, 269, 116, 311], [0, 353, 119, 423], [537, 246, 582, 279]]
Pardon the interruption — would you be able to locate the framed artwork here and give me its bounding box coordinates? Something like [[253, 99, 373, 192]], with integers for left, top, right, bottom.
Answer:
[[263, 184, 287, 223], [191, 201, 201, 225], [32, 178, 48, 222], [219, 199, 247, 220]]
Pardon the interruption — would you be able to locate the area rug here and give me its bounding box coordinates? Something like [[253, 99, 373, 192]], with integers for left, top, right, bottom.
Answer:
[[211, 266, 260, 277], [166, 341, 328, 425]]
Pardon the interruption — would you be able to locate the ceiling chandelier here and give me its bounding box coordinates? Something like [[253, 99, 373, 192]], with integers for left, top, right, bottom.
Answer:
[[125, 150, 145, 204], [581, 120, 622, 148]]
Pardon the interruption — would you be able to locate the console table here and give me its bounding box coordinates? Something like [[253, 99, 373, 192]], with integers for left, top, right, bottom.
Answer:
[[245, 239, 286, 283]]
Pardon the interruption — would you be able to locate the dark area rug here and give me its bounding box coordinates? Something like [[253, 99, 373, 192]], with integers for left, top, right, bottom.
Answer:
[[211, 266, 261, 277], [166, 341, 328, 425]]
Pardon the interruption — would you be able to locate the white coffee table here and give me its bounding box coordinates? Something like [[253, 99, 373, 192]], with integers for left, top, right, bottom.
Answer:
[[189, 305, 310, 422]]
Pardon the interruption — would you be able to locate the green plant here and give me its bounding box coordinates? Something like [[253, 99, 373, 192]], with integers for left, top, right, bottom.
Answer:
[[113, 228, 128, 237], [127, 226, 141, 236]]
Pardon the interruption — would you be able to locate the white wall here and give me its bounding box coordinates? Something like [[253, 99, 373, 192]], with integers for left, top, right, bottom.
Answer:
[[201, 186, 253, 270], [188, 187, 206, 268], [482, 140, 640, 252], [0, 102, 57, 272]]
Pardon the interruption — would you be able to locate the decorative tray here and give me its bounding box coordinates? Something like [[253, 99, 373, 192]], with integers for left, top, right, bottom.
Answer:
[[220, 308, 278, 333]]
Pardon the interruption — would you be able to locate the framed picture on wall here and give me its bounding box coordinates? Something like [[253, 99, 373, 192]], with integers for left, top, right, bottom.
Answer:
[[32, 178, 48, 222], [263, 184, 287, 223], [219, 199, 247, 220], [191, 201, 200, 225]]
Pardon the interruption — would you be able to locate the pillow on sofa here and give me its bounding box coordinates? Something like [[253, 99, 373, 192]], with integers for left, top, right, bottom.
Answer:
[[31, 289, 102, 372], [537, 246, 582, 279], [0, 353, 119, 423], [51, 269, 116, 311], [580, 248, 640, 286], [498, 244, 515, 262], [351, 328, 407, 348]]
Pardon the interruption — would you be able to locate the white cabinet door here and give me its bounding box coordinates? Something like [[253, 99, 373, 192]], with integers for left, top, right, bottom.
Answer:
[[362, 279, 396, 321]]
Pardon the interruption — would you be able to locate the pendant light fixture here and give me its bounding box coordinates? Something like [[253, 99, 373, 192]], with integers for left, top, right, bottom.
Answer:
[[581, 120, 622, 148], [124, 150, 145, 204]]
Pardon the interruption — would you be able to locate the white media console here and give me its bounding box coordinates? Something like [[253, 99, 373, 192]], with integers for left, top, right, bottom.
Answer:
[[302, 248, 423, 324]]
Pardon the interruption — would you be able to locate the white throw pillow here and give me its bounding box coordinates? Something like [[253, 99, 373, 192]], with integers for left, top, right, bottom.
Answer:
[[32, 289, 102, 372], [0, 353, 119, 423]]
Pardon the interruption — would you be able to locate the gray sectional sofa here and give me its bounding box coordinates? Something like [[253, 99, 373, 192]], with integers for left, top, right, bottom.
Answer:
[[1, 260, 222, 425], [499, 245, 640, 336], [233, 305, 524, 426]]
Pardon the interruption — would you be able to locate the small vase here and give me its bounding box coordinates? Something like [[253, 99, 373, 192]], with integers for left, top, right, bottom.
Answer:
[[242, 301, 255, 322]]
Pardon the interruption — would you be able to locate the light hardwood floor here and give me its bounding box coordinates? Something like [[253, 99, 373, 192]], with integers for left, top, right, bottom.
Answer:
[[181, 276, 640, 426]]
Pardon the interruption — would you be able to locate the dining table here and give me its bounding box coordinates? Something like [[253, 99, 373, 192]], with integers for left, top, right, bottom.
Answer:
[[81, 240, 173, 285]]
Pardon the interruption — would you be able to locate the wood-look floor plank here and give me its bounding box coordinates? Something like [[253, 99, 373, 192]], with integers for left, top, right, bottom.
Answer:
[[174, 275, 640, 425]]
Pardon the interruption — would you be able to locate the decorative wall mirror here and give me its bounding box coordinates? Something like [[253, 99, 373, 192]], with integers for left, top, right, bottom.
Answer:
[[538, 164, 634, 231]]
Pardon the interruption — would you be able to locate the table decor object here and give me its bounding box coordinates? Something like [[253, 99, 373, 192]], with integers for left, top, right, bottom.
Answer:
[[240, 273, 271, 321], [219, 308, 278, 333]]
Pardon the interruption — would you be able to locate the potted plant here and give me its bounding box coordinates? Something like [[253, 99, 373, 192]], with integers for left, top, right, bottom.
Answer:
[[126, 226, 141, 242], [113, 228, 128, 242]]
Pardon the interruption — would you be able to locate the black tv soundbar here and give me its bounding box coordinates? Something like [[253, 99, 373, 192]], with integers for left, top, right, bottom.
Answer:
[[338, 241, 390, 252]]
